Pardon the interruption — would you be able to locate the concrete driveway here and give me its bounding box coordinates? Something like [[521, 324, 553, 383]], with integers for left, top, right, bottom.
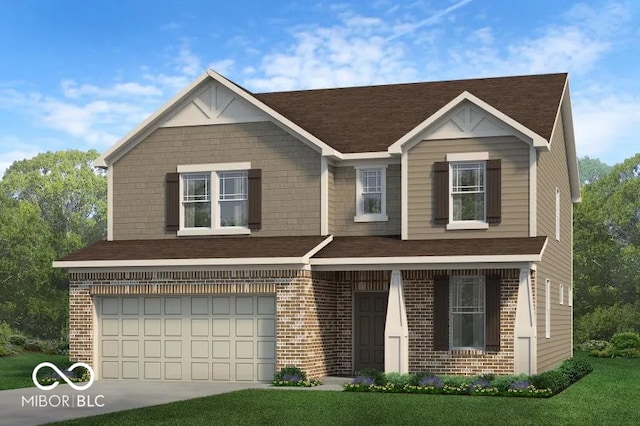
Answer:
[[0, 380, 269, 426]]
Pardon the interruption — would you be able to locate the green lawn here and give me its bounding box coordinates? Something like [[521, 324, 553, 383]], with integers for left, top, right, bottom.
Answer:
[[48, 355, 640, 426], [0, 353, 70, 390]]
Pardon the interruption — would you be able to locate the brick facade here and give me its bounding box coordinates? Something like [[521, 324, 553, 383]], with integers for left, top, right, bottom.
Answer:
[[68, 268, 522, 380]]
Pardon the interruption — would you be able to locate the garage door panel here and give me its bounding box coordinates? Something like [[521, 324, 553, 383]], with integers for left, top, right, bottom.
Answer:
[[212, 363, 231, 381], [144, 340, 161, 358], [122, 340, 139, 358], [191, 363, 209, 380], [191, 340, 209, 358], [122, 298, 139, 315], [191, 297, 209, 315], [164, 318, 182, 336], [212, 341, 230, 358], [212, 297, 230, 314], [122, 319, 139, 336], [144, 362, 161, 379], [165, 298, 182, 315], [98, 295, 276, 382]]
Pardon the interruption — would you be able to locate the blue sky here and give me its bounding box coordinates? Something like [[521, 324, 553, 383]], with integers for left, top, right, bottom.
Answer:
[[1, 0, 639, 175]]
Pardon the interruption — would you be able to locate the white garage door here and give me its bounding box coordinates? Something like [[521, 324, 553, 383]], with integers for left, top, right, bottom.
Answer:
[[96, 295, 276, 382]]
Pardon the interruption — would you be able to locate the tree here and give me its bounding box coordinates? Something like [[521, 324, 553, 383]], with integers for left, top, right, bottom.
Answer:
[[578, 156, 612, 185], [0, 150, 107, 339]]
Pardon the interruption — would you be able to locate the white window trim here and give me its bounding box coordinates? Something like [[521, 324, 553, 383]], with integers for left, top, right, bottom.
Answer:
[[177, 162, 251, 236], [449, 275, 486, 350], [555, 187, 561, 241], [559, 284, 564, 305], [447, 154, 489, 230], [545, 278, 551, 338], [354, 165, 388, 222], [569, 286, 573, 307]]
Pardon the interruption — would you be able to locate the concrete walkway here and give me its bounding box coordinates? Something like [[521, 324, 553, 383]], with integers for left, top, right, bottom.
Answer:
[[0, 378, 349, 426]]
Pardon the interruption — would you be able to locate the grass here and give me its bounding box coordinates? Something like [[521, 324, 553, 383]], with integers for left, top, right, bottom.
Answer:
[[48, 355, 640, 426], [0, 353, 70, 390]]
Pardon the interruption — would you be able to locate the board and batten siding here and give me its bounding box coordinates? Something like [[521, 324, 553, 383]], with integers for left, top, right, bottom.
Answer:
[[535, 111, 574, 372], [406, 136, 530, 239], [111, 122, 321, 240], [329, 164, 401, 236]]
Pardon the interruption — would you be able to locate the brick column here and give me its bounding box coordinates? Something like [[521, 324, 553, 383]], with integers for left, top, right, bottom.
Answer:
[[69, 281, 94, 366]]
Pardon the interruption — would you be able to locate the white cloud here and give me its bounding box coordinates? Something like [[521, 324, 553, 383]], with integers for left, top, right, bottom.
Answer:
[[176, 44, 201, 77], [0, 137, 41, 178], [61, 80, 163, 98], [209, 59, 235, 76]]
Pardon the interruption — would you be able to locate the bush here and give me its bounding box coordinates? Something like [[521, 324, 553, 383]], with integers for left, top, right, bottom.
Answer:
[[576, 340, 609, 352], [274, 366, 307, 383], [23, 339, 43, 352], [384, 372, 414, 387], [355, 368, 386, 385], [575, 304, 640, 343], [8, 334, 26, 346], [41, 340, 60, 355], [559, 358, 593, 383], [610, 332, 640, 351], [530, 370, 569, 394]]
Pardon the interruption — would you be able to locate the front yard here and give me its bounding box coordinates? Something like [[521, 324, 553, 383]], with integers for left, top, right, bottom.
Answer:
[[47, 355, 639, 425], [0, 353, 70, 390]]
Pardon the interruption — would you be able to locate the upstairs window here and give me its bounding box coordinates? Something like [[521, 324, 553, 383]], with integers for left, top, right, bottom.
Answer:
[[451, 162, 485, 222], [165, 163, 261, 236], [355, 166, 388, 222]]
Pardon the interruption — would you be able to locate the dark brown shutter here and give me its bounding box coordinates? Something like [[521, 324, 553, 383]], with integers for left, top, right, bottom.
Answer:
[[434, 161, 449, 225], [485, 274, 501, 352], [486, 159, 501, 224], [433, 275, 450, 351], [165, 172, 179, 232], [248, 169, 262, 230]]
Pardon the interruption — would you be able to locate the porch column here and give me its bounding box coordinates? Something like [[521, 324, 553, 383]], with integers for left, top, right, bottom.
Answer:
[[514, 267, 537, 374], [385, 269, 409, 373]]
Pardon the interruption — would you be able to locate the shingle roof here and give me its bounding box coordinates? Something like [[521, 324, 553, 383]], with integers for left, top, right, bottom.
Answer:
[[59, 236, 328, 261], [255, 73, 567, 153], [312, 236, 548, 258], [57, 235, 547, 263]]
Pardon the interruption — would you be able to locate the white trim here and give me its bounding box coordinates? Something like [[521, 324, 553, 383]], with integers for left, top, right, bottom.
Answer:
[[321, 157, 329, 235], [54, 257, 308, 269], [311, 261, 533, 272], [62, 264, 312, 273], [177, 227, 250, 236], [107, 168, 113, 241], [559, 284, 564, 305], [354, 166, 388, 222], [177, 162, 251, 173], [385, 270, 409, 373], [311, 253, 543, 266], [514, 267, 536, 375], [301, 235, 334, 262], [401, 150, 408, 240], [337, 158, 400, 168], [568, 286, 573, 307], [529, 145, 537, 237], [446, 152, 489, 162], [338, 152, 394, 160], [388, 91, 549, 155], [446, 222, 488, 230]]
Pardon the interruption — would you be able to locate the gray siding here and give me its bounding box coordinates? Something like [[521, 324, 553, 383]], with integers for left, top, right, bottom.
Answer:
[[535, 112, 574, 372], [112, 122, 321, 240], [406, 136, 530, 239], [329, 164, 401, 236]]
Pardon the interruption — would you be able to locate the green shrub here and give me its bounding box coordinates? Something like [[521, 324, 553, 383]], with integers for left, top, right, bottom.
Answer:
[[23, 339, 43, 352], [575, 304, 640, 342], [0, 344, 7, 357], [355, 368, 386, 385], [576, 340, 610, 352], [530, 370, 569, 394], [0, 321, 16, 342], [559, 358, 593, 383], [441, 375, 471, 388], [8, 334, 26, 346], [491, 375, 520, 392], [41, 340, 60, 355], [273, 366, 307, 383], [611, 332, 640, 351], [409, 372, 436, 386], [384, 372, 414, 387], [590, 347, 614, 358]]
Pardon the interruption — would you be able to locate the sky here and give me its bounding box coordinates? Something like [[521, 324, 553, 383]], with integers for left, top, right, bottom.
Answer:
[[1, 0, 639, 176]]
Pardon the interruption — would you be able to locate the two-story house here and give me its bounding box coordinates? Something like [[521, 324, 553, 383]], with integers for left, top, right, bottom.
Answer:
[[54, 70, 580, 383]]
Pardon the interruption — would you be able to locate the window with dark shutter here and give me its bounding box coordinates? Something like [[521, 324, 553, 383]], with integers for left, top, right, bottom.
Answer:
[[165, 172, 180, 232], [248, 169, 262, 230], [433, 162, 449, 225], [485, 274, 501, 351], [486, 159, 501, 224], [433, 275, 450, 351]]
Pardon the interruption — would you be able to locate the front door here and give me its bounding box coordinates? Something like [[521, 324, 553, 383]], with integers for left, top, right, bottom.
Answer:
[[354, 292, 388, 372]]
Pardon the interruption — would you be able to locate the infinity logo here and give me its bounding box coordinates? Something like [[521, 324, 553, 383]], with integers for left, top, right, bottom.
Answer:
[[32, 362, 95, 391]]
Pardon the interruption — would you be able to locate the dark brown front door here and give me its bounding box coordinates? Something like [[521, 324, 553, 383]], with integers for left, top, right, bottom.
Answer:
[[354, 292, 388, 372]]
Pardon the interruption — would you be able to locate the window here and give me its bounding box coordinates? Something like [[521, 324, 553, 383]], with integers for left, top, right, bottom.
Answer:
[[555, 187, 561, 240], [354, 167, 387, 222], [451, 162, 485, 222], [545, 279, 551, 338], [174, 163, 254, 236], [450, 276, 485, 349], [569, 286, 573, 307], [559, 284, 564, 305]]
